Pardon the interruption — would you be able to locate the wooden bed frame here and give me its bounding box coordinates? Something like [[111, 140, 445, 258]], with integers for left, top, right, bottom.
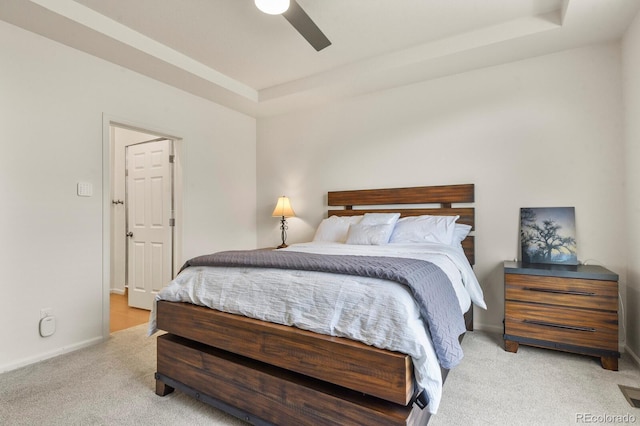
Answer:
[[155, 184, 475, 425]]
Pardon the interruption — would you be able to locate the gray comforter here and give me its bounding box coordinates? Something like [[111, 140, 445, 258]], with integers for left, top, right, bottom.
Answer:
[[181, 249, 466, 369]]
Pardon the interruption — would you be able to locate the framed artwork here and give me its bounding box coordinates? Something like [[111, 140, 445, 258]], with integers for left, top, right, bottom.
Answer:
[[520, 207, 577, 265]]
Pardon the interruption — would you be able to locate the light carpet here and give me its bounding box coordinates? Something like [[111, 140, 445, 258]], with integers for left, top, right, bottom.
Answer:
[[1, 325, 639, 425]]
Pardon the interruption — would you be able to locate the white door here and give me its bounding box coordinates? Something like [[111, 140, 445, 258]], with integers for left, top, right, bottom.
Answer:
[[126, 139, 173, 310]]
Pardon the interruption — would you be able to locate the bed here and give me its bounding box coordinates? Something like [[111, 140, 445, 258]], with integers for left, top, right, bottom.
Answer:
[[151, 184, 483, 425]]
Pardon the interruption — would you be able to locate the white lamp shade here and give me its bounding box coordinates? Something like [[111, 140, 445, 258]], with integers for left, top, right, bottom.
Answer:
[[272, 196, 295, 217], [255, 0, 290, 15]]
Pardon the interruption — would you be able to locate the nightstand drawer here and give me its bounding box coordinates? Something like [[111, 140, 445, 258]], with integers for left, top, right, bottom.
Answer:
[[505, 273, 617, 311], [505, 301, 618, 351]]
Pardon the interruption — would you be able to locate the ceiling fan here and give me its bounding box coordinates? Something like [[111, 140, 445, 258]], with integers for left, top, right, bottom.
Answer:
[[255, 0, 331, 51]]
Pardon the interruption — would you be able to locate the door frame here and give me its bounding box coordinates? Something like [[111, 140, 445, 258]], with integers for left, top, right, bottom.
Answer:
[[101, 114, 184, 339]]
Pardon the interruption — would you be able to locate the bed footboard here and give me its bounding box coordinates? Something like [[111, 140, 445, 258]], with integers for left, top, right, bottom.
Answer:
[[156, 333, 430, 426], [156, 300, 414, 405]]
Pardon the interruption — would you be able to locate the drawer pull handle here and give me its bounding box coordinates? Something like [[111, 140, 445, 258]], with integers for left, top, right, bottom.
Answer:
[[524, 287, 596, 297], [523, 319, 596, 332]]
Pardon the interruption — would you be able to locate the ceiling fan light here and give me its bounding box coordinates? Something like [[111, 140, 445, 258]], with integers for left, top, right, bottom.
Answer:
[[255, 0, 290, 15]]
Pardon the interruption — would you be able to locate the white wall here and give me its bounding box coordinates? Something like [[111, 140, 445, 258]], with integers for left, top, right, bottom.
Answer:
[[257, 42, 626, 334], [622, 11, 640, 361], [0, 20, 257, 372]]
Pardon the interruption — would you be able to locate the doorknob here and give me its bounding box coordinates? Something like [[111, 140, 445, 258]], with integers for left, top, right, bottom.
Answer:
[[126, 232, 133, 238]]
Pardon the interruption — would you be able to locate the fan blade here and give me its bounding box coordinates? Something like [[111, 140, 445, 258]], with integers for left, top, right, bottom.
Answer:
[[283, 1, 331, 51]]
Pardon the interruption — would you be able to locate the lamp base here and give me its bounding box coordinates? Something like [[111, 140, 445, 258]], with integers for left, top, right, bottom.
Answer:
[[276, 243, 288, 249]]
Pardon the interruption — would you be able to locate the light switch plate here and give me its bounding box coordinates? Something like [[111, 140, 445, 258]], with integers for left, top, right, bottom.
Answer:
[[77, 182, 93, 197]]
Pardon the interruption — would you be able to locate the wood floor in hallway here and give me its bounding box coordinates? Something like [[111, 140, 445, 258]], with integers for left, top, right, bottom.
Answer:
[[110, 293, 150, 333]]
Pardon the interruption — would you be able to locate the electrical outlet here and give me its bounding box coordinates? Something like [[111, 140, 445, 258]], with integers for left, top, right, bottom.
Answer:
[[40, 308, 53, 319]]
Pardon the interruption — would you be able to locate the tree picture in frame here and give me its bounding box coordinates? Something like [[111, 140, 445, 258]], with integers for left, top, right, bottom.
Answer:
[[520, 207, 577, 265]]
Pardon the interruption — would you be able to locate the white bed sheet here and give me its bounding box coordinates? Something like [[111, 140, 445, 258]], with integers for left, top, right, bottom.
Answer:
[[150, 242, 485, 414]]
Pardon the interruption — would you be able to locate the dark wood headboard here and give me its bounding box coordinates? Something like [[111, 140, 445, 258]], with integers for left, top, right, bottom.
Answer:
[[327, 184, 475, 265]]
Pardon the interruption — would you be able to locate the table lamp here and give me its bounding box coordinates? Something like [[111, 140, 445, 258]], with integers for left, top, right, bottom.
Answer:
[[272, 196, 295, 248]]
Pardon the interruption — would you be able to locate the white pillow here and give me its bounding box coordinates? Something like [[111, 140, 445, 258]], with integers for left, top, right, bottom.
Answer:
[[360, 212, 401, 226], [452, 223, 472, 248], [389, 215, 459, 245], [346, 223, 395, 245], [312, 215, 363, 243]]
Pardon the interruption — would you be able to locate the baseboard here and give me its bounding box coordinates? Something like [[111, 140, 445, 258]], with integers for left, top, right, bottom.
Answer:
[[110, 288, 125, 295], [625, 344, 640, 368], [0, 336, 104, 374], [473, 322, 503, 335]]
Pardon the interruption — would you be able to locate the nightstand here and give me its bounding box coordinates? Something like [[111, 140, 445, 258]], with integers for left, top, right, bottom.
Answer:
[[503, 261, 619, 370]]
